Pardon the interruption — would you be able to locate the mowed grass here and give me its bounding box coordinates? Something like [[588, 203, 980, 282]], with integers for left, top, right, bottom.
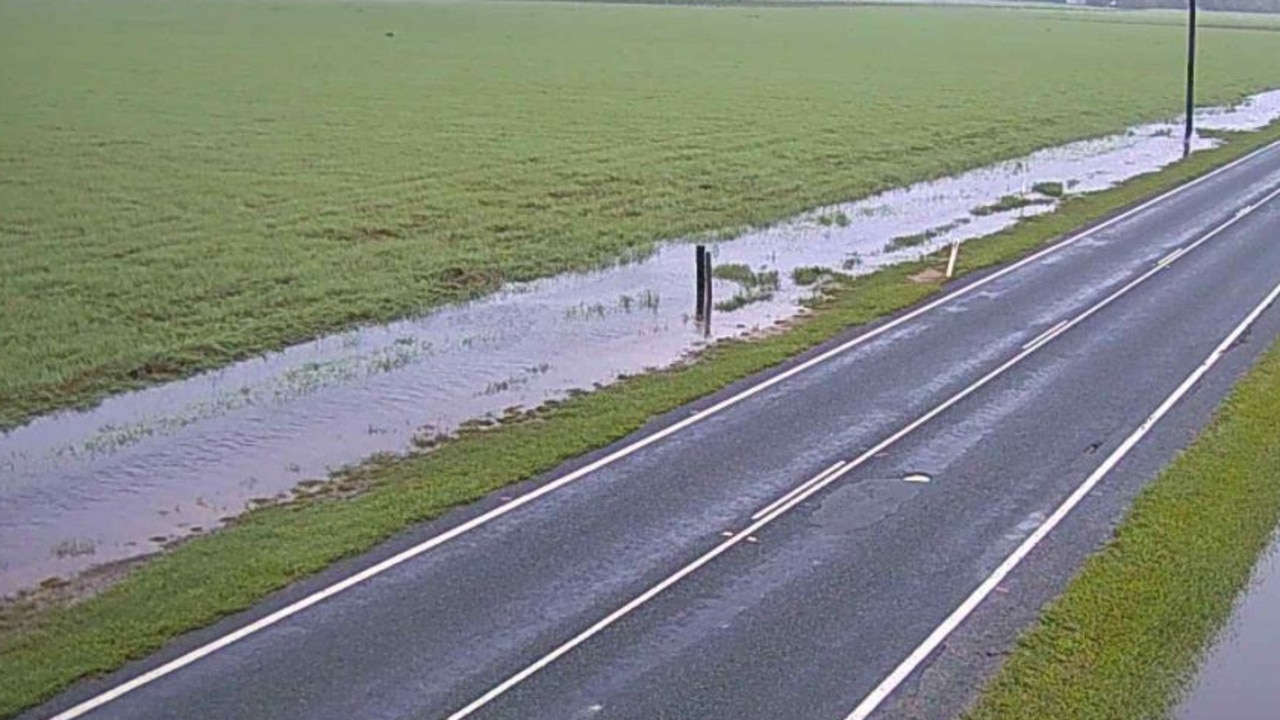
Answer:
[[4, 1, 1280, 428]]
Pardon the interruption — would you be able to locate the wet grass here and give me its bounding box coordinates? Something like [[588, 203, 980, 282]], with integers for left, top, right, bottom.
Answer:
[[713, 263, 780, 312], [714, 291, 774, 313], [712, 264, 779, 291], [5, 1, 1280, 429], [711, 263, 759, 286], [885, 231, 934, 251], [3, 111, 1280, 718], [1032, 181, 1066, 198], [972, 194, 1057, 217], [791, 266, 830, 287], [884, 220, 967, 253], [816, 211, 851, 227], [967, 316, 1280, 720]]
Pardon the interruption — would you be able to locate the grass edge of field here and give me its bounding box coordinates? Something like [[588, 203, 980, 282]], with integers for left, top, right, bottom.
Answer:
[[964, 298, 1280, 720], [3, 123, 1280, 717], [8, 52, 1280, 435]]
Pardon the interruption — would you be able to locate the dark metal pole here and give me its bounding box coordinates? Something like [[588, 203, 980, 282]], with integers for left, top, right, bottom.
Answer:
[[1183, 0, 1197, 158], [703, 252, 713, 334], [695, 245, 707, 320]]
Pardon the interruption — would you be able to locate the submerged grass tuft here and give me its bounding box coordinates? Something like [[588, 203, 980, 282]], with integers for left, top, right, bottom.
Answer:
[[713, 263, 780, 311], [972, 194, 1056, 217], [1032, 181, 1066, 198], [711, 263, 757, 285], [715, 291, 775, 312], [884, 221, 965, 253], [816, 211, 851, 227], [791, 266, 830, 286]]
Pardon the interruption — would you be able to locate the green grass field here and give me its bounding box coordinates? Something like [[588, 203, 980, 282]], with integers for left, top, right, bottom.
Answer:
[[4, 0, 1280, 428]]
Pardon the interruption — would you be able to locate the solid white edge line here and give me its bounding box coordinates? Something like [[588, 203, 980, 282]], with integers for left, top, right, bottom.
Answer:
[[751, 461, 846, 521], [444, 187, 1280, 720], [44, 139, 1280, 720], [841, 278, 1280, 720]]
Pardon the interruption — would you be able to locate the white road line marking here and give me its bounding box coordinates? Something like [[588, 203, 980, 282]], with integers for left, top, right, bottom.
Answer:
[[45, 141, 1280, 720], [444, 187, 1280, 720], [842, 275, 1280, 720], [1157, 247, 1187, 268], [1021, 320, 1069, 352], [751, 461, 846, 521]]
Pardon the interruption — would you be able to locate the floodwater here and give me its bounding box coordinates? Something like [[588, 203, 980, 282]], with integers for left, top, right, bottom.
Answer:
[[1176, 534, 1280, 720], [3, 90, 1280, 598]]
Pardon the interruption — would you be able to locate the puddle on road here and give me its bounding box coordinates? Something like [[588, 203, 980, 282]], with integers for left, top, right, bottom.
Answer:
[[3, 90, 1280, 597], [1177, 534, 1280, 720]]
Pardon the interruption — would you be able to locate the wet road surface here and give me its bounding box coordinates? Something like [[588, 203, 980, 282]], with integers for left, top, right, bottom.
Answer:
[[23, 140, 1280, 720]]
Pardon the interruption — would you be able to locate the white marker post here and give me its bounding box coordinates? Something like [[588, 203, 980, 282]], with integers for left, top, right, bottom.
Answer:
[[945, 240, 961, 279]]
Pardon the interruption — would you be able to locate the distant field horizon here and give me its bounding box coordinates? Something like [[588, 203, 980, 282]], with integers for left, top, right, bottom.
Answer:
[[4, 0, 1280, 429]]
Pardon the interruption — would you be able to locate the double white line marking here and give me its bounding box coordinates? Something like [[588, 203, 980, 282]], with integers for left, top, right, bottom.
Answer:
[[750, 461, 846, 521], [1021, 320, 1069, 353], [448, 186, 1280, 718], [844, 269, 1280, 720]]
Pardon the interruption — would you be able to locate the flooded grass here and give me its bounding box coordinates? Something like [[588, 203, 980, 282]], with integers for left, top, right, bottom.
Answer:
[[5, 1, 1280, 430], [884, 217, 979, 253], [816, 211, 851, 228], [713, 263, 781, 312], [790, 266, 830, 287], [972, 194, 1056, 217], [1032, 181, 1066, 198], [714, 291, 775, 313], [4, 117, 1280, 719], [1177, 535, 1280, 720], [968, 305, 1280, 720], [711, 263, 780, 292], [4, 86, 1280, 595], [885, 221, 965, 252]]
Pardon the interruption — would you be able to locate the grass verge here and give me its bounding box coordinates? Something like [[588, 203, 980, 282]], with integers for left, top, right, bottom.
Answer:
[[966, 311, 1280, 720], [3, 124, 1280, 718]]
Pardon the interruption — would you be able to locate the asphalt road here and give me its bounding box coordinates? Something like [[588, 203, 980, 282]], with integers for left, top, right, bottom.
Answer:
[[27, 140, 1280, 720]]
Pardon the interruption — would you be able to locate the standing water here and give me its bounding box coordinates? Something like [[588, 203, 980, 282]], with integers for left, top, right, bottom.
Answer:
[[1177, 534, 1280, 720], [3, 91, 1280, 597]]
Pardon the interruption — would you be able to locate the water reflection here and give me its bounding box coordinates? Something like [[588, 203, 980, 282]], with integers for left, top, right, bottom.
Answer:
[[3, 90, 1279, 596]]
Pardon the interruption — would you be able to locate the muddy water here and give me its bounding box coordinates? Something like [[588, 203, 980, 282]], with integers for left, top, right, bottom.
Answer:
[[1177, 534, 1280, 720], [3, 90, 1280, 597]]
